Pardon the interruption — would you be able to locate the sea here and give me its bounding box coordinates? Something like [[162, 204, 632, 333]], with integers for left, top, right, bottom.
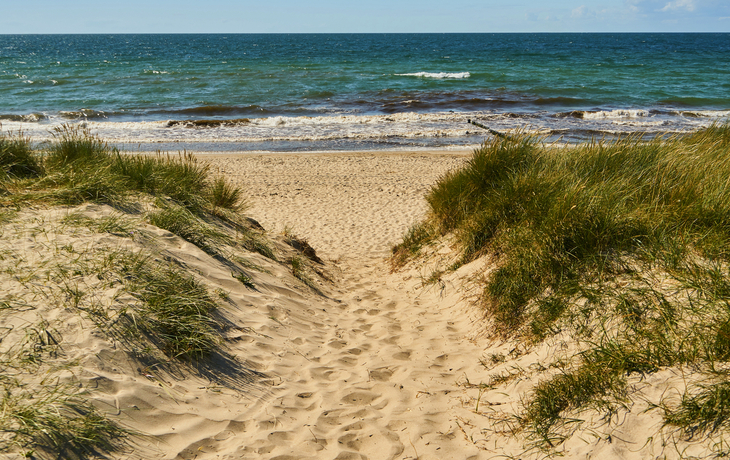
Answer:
[[1, 33, 728, 152]]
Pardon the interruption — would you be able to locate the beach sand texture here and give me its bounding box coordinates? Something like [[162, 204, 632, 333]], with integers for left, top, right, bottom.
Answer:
[[0, 151, 713, 460]]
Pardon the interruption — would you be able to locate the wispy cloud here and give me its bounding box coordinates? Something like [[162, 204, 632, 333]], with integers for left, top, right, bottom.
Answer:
[[660, 0, 696, 12], [571, 5, 586, 18]]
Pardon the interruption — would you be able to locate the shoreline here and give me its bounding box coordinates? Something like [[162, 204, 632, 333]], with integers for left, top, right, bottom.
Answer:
[[193, 146, 475, 158]]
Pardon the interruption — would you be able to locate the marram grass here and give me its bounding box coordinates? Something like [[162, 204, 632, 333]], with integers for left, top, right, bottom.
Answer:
[[0, 127, 288, 458], [1, 126, 246, 217], [394, 124, 730, 449]]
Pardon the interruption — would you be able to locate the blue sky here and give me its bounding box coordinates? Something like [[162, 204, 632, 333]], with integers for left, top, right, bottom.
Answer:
[[1, 0, 728, 33]]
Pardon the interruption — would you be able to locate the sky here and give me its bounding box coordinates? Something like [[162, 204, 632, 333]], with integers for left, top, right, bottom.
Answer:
[[1, 0, 728, 33]]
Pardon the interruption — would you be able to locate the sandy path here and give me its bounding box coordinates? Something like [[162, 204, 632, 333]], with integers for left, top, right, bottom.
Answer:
[[202, 151, 503, 459]]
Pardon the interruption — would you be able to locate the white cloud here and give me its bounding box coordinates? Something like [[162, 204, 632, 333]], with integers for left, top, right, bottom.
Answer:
[[571, 5, 586, 18], [660, 0, 696, 12]]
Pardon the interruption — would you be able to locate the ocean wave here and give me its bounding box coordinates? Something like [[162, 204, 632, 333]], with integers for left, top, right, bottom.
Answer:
[[152, 105, 270, 117], [165, 118, 251, 128], [0, 113, 47, 123], [59, 109, 109, 120], [3, 107, 721, 151], [673, 110, 730, 119], [563, 109, 650, 120], [396, 72, 471, 79]]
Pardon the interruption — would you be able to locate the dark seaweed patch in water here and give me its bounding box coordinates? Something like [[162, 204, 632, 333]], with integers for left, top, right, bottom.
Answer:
[[165, 119, 251, 128]]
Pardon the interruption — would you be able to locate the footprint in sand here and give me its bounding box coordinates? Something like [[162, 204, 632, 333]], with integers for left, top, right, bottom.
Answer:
[[338, 429, 404, 458], [333, 452, 367, 460], [267, 431, 293, 443], [392, 350, 412, 361], [368, 368, 393, 382], [340, 391, 379, 406], [309, 366, 347, 381], [327, 339, 348, 349]]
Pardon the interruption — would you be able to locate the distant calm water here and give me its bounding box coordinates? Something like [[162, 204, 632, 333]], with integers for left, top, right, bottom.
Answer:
[[1, 33, 728, 151]]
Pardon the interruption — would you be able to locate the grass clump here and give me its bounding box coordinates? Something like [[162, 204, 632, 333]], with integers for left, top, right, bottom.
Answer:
[[209, 175, 246, 212], [394, 124, 730, 450], [0, 125, 271, 258], [46, 125, 110, 169], [62, 211, 135, 237], [520, 365, 627, 446], [233, 271, 255, 289], [112, 151, 211, 211], [238, 231, 277, 260], [391, 221, 436, 269], [408, 126, 730, 334], [0, 131, 42, 180], [665, 380, 730, 440], [0, 331, 126, 459], [147, 203, 229, 255], [1, 126, 248, 218], [118, 254, 220, 360], [0, 378, 126, 460]]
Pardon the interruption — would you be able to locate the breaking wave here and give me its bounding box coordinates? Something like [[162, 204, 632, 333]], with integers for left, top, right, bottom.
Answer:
[[396, 72, 471, 79]]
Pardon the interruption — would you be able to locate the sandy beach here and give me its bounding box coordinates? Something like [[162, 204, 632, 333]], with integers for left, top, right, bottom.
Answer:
[[203, 150, 470, 261], [1, 147, 717, 460]]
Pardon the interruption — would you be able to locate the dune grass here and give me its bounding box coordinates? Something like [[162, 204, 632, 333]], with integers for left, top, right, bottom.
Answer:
[[393, 124, 730, 449], [116, 253, 221, 360], [0, 126, 274, 458], [0, 323, 127, 459], [0, 376, 127, 460], [0, 127, 270, 361], [0, 126, 244, 213], [147, 202, 231, 255], [0, 131, 42, 180]]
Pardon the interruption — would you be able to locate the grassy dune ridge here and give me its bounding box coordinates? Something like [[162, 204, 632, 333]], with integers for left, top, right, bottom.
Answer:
[[0, 127, 324, 459], [393, 125, 730, 451]]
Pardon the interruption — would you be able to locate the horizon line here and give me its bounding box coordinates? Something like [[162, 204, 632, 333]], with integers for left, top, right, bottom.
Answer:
[[1, 31, 729, 35]]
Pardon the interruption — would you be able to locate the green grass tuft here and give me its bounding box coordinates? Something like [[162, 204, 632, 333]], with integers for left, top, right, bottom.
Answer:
[[665, 380, 730, 439], [209, 175, 246, 211], [46, 125, 111, 169], [0, 131, 42, 180], [119, 256, 220, 360], [147, 203, 230, 255], [233, 271, 255, 289], [390, 221, 435, 269], [394, 124, 730, 450], [113, 151, 210, 210], [0, 379, 127, 460]]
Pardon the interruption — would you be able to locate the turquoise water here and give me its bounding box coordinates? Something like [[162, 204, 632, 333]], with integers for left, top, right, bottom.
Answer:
[[1, 33, 729, 150]]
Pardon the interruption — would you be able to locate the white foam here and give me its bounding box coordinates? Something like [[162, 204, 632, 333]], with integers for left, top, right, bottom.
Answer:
[[582, 109, 649, 120], [4, 108, 721, 149], [680, 110, 730, 118], [396, 72, 471, 79]]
